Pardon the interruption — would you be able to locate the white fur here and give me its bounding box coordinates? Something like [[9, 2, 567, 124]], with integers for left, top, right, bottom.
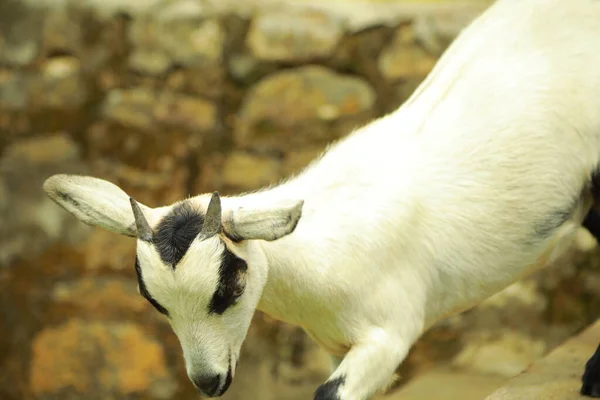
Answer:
[[43, 0, 600, 398]]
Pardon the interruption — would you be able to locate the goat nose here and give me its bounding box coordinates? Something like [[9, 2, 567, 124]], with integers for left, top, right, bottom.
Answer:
[[191, 373, 222, 397]]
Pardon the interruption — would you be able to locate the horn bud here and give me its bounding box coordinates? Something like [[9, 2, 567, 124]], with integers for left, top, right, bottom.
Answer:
[[129, 197, 153, 241], [201, 192, 222, 237]]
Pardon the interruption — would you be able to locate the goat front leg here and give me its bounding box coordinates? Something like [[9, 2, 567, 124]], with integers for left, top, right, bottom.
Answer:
[[314, 328, 409, 400]]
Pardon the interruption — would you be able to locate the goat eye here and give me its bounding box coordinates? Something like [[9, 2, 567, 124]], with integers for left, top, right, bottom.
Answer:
[[232, 285, 244, 299]]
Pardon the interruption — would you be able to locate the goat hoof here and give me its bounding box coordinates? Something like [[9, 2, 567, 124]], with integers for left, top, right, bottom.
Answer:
[[314, 376, 345, 400], [582, 345, 600, 398], [581, 381, 600, 398]]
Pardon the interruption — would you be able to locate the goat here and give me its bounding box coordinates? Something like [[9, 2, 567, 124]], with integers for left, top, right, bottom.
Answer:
[[43, 0, 600, 398]]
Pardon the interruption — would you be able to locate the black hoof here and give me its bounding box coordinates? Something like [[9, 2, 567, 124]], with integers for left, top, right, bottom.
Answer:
[[582, 343, 600, 397], [314, 376, 345, 400]]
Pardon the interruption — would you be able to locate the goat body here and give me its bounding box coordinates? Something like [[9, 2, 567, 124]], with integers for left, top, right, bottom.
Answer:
[[246, 1, 600, 396], [43, 0, 600, 398]]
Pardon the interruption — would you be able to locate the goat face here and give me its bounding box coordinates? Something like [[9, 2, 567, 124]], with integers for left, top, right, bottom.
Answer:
[[42, 174, 304, 397], [132, 195, 265, 397]]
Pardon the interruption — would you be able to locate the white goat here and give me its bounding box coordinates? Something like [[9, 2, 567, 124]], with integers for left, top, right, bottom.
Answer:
[[43, 0, 600, 398]]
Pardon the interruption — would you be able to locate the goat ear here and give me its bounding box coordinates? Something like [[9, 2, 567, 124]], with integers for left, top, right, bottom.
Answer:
[[43, 174, 154, 237], [223, 199, 304, 242]]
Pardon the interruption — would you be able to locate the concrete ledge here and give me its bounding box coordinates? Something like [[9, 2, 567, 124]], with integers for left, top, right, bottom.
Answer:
[[485, 321, 600, 400]]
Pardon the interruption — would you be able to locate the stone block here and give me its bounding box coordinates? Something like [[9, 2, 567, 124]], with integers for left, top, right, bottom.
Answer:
[[0, 133, 90, 267], [378, 25, 438, 81], [103, 88, 217, 132], [30, 319, 176, 399], [247, 9, 343, 62], [236, 65, 375, 152], [222, 151, 281, 190]]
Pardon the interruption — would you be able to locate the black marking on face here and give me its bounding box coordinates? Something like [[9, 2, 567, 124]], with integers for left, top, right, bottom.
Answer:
[[135, 257, 169, 316], [154, 201, 204, 267], [208, 244, 248, 315], [583, 209, 600, 242], [314, 376, 345, 400]]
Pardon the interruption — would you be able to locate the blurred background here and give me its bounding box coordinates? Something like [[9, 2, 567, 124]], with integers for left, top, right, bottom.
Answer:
[[2, 0, 600, 399]]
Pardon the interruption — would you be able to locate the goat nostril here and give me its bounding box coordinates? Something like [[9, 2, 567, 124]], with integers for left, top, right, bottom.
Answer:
[[191, 374, 221, 396]]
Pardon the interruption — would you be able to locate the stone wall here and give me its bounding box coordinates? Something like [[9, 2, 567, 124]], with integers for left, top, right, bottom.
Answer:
[[2, 0, 600, 399]]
